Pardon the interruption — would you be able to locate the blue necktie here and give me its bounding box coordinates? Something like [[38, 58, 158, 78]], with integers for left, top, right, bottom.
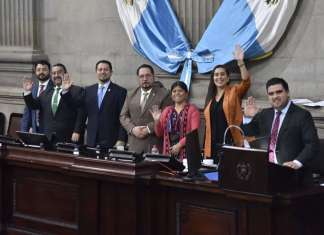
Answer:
[[98, 86, 105, 108]]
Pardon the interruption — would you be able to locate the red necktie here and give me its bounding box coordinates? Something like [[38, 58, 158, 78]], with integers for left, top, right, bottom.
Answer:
[[39, 84, 45, 96], [268, 111, 281, 163], [36, 84, 45, 127]]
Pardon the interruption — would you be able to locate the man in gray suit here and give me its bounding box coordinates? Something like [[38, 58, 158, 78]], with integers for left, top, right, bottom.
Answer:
[[120, 64, 172, 153]]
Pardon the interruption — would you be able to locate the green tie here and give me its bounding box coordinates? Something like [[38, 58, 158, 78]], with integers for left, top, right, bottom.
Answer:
[[52, 87, 61, 114]]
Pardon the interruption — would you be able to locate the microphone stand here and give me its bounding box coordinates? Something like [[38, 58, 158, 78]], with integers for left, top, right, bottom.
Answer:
[[222, 125, 250, 148]]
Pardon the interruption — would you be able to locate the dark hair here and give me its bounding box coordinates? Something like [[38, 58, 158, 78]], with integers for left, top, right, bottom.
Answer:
[[33, 60, 51, 72], [136, 64, 154, 76], [171, 81, 188, 93], [266, 77, 289, 92], [52, 63, 67, 73], [95, 60, 112, 71], [204, 64, 230, 107]]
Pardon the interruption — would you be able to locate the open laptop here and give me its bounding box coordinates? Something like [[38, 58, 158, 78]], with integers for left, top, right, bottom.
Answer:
[[16, 131, 50, 149]]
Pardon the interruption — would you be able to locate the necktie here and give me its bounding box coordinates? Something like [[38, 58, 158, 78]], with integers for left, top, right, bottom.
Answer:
[[39, 84, 45, 96], [36, 85, 46, 127], [268, 111, 281, 163], [51, 87, 61, 115], [98, 85, 105, 108], [140, 92, 149, 111]]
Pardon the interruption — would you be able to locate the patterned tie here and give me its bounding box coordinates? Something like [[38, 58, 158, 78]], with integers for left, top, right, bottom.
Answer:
[[268, 111, 282, 163], [140, 92, 149, 111], [36, 85, 46, 127], [51, 87, 61, 115], [39, 84, 45, 96], [98, 85, 105, 108]]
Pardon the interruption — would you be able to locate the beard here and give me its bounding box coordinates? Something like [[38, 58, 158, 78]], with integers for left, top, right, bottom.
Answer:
[[37, 73, 50, 82], [53, 76, 63, 86], [98, 75, 110, 83]]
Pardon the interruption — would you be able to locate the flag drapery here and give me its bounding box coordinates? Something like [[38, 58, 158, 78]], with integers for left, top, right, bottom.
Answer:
[[116, 0, 299, 88]]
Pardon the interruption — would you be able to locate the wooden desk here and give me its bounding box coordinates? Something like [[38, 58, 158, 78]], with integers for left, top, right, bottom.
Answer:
[[0, 146, 323, 235]]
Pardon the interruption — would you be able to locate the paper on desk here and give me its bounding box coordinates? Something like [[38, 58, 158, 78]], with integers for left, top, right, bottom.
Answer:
[[303, 101, 324, 107], [292, 98, 313, 104]]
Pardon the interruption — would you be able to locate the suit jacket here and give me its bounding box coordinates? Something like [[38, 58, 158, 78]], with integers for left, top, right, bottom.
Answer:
[[24, 85, 85, 143], [204, 77, 250, 157], [20, 79, 54, 133], [120, 83, 172, 153], [84, 82, 127, 148], [243, 103, 320, 166]]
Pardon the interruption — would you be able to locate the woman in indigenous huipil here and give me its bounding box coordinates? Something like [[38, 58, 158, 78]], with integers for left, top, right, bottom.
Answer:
[[151, 81, 200, 160]]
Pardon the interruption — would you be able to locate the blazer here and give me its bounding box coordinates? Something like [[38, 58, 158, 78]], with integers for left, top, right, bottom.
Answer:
[[84, 82, 127, 148], [20, 79, 53, 133], [242, 103, 320, 166], [204, 77, 250, 157], [154, 104, 200, 156], [24, 85, 85, 143], [120, 83, 172, 153]]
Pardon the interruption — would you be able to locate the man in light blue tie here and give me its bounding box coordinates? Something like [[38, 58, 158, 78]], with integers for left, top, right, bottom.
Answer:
[[83, 60, 127, 149]]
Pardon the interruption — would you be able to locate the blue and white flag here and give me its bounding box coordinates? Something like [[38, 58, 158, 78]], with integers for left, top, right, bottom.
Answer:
[[117, 0, 299, 87], [116, 0, 190, 74], [195, 0, 299, 73]]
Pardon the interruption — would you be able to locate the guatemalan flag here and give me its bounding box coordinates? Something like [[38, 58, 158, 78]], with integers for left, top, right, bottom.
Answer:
[[116, 0, 299, 87], [195, 0, 299, 73], [116, 0, 190, 74]]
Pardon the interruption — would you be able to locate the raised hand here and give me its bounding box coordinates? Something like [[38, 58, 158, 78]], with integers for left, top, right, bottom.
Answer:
[[22, 76, 33, 91], [149, 105, 161, 122], [233, 44, 244, 61], [244, 96, 259, 118], [62, 73, 73, 90]]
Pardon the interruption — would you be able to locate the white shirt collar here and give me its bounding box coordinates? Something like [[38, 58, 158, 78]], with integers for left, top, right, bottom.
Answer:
[[275, 100, 291, 115], [98, 80, 110, 89], [39, 79, 50, 86], [141, 88, 152, 96]]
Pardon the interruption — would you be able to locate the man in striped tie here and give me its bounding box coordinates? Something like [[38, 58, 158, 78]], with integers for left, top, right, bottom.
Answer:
[[23, 63, 85, 144], [243, 77, 319, 184], [20, 60, 53, 133]]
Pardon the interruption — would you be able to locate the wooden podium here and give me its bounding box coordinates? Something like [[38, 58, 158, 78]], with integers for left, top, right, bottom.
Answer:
[[219, 145, 301, 194]]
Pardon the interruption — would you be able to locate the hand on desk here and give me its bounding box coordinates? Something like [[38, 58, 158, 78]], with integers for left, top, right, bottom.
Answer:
[[283, 161, 302, 170]]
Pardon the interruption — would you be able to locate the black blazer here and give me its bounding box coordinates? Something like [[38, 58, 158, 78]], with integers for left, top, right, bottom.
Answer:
[[84, 82, 127, 148], [243, 103, 320, 166], [20, 79, 54, 133], [24, 85, 85, 143]]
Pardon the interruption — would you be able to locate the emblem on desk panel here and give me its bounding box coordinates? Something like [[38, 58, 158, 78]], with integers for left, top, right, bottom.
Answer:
[[236, 162, 252, 181]]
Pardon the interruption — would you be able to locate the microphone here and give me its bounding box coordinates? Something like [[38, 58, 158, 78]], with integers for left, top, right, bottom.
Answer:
[[222, 125, 250, 148]]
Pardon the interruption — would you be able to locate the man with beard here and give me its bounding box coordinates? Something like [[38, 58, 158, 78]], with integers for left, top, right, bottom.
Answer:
[[83, 60, 127, 149], [120, 64, 172, 153], [23, 63, 85, 144], [243, 77, 319, 184], [20, 60, 53, 133]]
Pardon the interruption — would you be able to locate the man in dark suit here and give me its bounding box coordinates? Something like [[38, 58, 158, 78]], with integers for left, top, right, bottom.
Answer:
[[120, 64, 172, 153], [20, 60, 53, 133], [83, 60, 127, 149], [243, 77, 319, 174], [23, 63, 84, 144]]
